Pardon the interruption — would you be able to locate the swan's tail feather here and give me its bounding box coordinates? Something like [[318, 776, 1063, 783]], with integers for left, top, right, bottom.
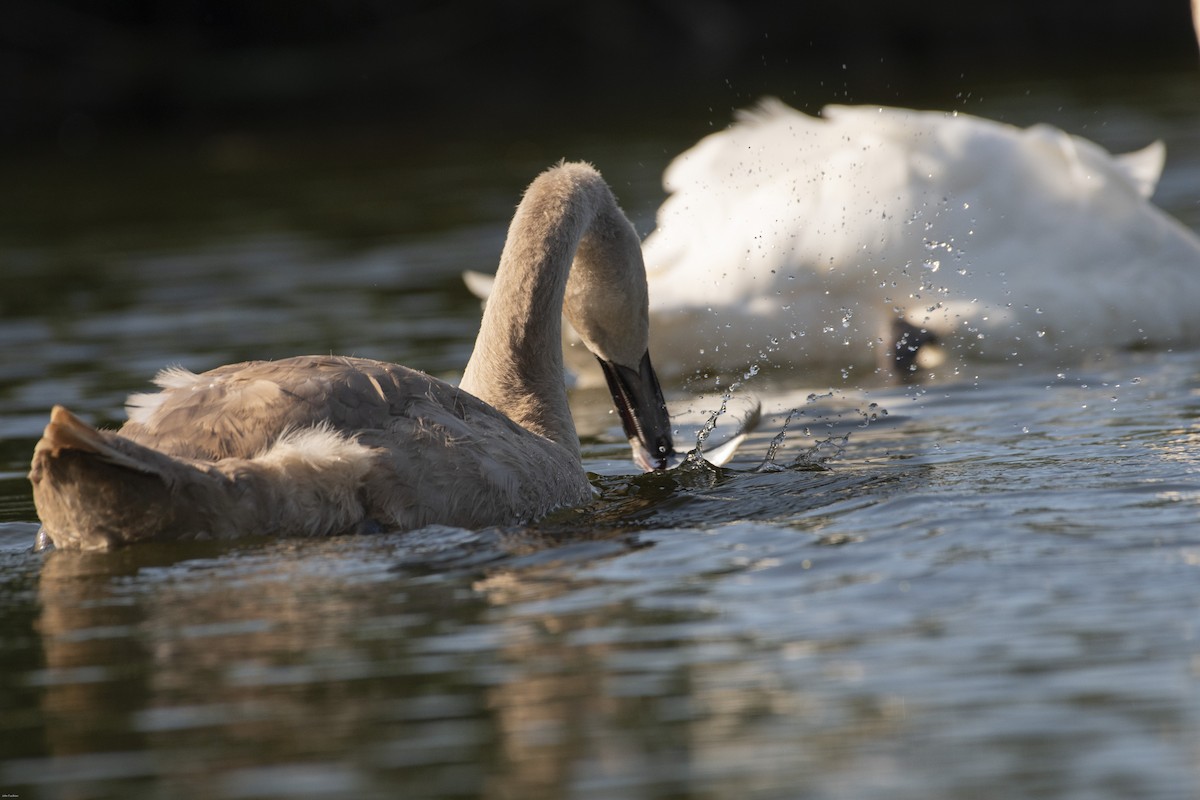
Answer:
[[28, 406, 378, 550], [35, 406, 161, 476], [29, 406, 198, 550]]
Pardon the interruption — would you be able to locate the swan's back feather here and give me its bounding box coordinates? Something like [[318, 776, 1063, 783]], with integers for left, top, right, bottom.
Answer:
[[121, 356, 462, 459], [120, 355, 587, 510], [126, 355, 590, 525]]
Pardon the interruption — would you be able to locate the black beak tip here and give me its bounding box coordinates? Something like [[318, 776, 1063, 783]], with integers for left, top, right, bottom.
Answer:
[[598, 352, 675, 473]]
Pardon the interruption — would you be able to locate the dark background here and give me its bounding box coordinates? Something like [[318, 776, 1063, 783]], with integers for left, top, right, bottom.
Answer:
[[4, 0, 1198, 152]]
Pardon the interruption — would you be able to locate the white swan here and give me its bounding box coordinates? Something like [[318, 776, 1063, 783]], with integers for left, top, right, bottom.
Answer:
[[637, 100, 1200, 379], [29, 162, 675, 551], [636, 100, 1200, 379]]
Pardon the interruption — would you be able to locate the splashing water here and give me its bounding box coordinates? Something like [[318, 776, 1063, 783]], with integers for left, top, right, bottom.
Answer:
[[760, 406, 800, 469], [692, 363, 760, 461], [753, 394, 892, 472]]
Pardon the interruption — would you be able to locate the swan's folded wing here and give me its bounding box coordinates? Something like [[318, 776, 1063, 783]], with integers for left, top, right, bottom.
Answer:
[[121, 356, 467, 461]]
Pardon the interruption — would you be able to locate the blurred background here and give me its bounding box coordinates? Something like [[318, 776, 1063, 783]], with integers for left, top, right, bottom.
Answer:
[[3, 1, 1197, 152], [0, 1, 1197, 344]]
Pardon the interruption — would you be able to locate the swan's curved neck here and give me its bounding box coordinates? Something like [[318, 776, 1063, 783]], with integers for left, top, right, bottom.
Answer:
[[459, 163, 645, 456]]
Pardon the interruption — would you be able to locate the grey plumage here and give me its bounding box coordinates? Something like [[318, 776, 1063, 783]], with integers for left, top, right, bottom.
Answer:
[[29, 163, 673, 550]]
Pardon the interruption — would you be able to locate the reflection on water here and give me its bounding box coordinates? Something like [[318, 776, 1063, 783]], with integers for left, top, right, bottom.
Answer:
[[25, 540, 495, 798], [14, 458, 926, 799], [3, 67, 1200, 799]]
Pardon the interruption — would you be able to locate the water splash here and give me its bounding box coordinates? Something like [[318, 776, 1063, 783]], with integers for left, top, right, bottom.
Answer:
[[761, 407, 798, 468], [755, 393, 890, 473], [691, 363, 760, 463]]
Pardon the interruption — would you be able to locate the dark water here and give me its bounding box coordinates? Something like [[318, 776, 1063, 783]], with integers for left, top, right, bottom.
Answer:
[[2, 67, 1200, 799]]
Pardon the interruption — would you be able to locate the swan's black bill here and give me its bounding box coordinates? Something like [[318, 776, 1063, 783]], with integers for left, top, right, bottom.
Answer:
[[598, 352, 675, 472]]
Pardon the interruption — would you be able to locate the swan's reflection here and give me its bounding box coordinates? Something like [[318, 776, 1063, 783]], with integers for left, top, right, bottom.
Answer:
[[34, 537, 496, 797], [31, 525, 902, 799]]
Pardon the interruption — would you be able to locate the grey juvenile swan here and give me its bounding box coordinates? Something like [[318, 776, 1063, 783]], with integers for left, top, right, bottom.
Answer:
[[29, 161, 675, 551]]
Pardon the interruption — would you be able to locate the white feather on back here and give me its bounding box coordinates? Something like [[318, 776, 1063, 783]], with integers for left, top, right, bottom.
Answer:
[[125, 367, 200, 423], [254, 424, 376, 537]]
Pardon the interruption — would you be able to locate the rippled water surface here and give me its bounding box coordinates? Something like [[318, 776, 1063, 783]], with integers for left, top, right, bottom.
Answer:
[[2, 69, 1200, 799]]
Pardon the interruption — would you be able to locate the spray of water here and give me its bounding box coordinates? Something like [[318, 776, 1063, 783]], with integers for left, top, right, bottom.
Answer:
[[692, 362, 760, 460], [754, 394, 890, 472], [759, 407, 798, 469], [681, 327, 891, 472]]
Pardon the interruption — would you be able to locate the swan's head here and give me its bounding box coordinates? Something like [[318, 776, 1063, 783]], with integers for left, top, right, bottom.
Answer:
[[562, 183, 675, 471], [568, 268, 675, 470]]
